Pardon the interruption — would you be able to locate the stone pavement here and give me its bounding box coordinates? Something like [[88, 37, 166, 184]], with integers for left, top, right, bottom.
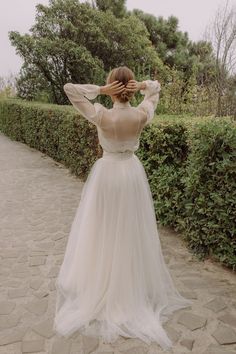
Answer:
[[0, 131, 236, 354]]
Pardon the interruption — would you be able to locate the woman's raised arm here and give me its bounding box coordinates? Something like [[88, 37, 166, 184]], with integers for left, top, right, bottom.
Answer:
[[63, 83, 103, 126], [136, 80, 161, 125]]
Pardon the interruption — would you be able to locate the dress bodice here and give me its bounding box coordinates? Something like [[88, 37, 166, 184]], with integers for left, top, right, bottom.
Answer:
[[95, 100, 143, 153], [97, 129, 140, 153]]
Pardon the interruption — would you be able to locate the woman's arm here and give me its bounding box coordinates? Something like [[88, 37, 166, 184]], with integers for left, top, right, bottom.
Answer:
[[126, 79, 161, 125], [63, 83, 102, 126], [137, 80, 161, 125], [63, 81, 125, 126]]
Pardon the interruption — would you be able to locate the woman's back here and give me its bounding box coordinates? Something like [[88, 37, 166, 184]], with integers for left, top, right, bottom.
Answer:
[[95, 100, 147, 152]]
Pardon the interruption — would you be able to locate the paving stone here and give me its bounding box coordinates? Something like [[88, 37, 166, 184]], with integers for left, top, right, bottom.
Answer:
[[18, 255, 28, 263], [177, 312, 207, 330], [34, 289, 49, 298], [12, 264, 28, 272], [70, 341, 84, 354], [115, 339, 147, 352], [48, 279, 56, 291], [0, 313, 21, 329], [31, 250, 49, 256], [218, 313, 236, 328], [24, 298, 48, 315], [0, 327, 28, 345], [82, 335, 99, 354], [32, 234, 48, 242], [180, 290, 198, 299], [169, 262, 187, 270], [164, 325, 181, 343], [203, 343, 236, 354], [29, 278, 44, 290], [35, 241, 54, 249], [48, 266, 59, 278], [0, 301, 16, 314], [21, 339, 45, 353], [53, 248, 64, 255], [2, 250, 19, 258], [180, 338, 194, 350], [52, 233, 65, 241], [8, 288, 28, 299], [29, 256, 46, 266], [14, 271, 31, 278], [32, 318, 54, 338], [4, 279, 21, 287], [212, 324, 236, 345], [30, 267, 41, 276], [121, 348, 147, 354], [51, 338, 72, 354], [182, 277, 210, 289], [55, 258, 63, 265], [204, 297, 227, 313]]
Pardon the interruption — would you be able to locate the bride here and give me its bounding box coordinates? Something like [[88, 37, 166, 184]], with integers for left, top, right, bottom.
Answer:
[[53, 66, 193, 351]]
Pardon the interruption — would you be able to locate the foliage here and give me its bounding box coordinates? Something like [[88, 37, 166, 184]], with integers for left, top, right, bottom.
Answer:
[[132, 10, 217, 84], [137, 123, 189, 227], [0, 74, 17, 98], [9, 0, 164, 104], [178, 120, 236, 269], [93, 0, 127, 18], [7, 0, 236, 117], [0, 98, 100, 178], [1, 98, 235, 269]]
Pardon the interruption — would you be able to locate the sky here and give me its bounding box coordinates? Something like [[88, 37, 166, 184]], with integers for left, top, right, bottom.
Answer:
[[0, 0, 235, 77]]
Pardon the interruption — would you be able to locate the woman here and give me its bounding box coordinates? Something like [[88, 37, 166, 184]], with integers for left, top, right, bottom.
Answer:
[[53, 66, 192, 351]]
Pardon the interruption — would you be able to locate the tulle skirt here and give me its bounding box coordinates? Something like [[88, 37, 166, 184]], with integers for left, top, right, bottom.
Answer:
[[53, 150, 193, 351]]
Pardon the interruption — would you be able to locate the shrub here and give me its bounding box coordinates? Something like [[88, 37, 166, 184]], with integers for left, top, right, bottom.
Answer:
[[0, 98, 99, 179], [178, 120, 236, 269], [0, 98, 235, 269], [137, 123, 189, 227]]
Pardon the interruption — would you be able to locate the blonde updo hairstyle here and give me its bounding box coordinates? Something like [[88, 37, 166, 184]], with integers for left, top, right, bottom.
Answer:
[[106, 66, 135, 103]]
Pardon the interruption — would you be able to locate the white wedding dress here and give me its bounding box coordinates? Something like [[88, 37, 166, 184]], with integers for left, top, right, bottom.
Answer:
[[53, 80, 193, 351]]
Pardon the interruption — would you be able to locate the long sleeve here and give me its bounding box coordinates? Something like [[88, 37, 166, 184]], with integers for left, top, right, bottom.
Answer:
[[63, 83, 103, 127], [137, 80, 161, 125]]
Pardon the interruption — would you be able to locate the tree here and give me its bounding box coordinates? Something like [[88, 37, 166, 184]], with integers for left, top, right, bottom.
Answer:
[[132, 9, 221, 91], [187, 40, 217, 86], [9, 0, 164, 103], [93, 0, 127, 18], [204, 0, 236, 116], [0, 73, 17, 98], [132, 11, 191, 72]]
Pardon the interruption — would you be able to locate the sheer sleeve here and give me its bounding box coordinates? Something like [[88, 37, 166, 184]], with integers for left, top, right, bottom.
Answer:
[[137, 80, 161, 125], [63, 83, 103, 127]]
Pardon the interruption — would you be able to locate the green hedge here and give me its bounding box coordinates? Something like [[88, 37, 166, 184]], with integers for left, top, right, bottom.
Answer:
[[179, 120, 236, 269], [0, 98, 235, 270], [0, 98, 100, 179]]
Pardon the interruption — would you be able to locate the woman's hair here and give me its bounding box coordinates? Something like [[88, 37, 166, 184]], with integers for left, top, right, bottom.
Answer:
[[106, 66, 135, 103]]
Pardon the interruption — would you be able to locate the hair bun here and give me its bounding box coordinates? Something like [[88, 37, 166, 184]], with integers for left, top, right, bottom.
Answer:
[[121, 90, 129, 99], [106, 66, 135, 103], [119, 89, 133, 102]]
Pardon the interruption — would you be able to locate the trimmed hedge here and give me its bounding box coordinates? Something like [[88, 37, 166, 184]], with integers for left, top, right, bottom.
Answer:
[[0, 98, 235, 270], [0, 98, 100, 179], [179, 120, 236, 269]]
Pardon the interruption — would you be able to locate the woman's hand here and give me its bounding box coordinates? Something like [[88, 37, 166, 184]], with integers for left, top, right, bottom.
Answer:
[[100, 81, 125, 96], [125, 80, 146, 93]]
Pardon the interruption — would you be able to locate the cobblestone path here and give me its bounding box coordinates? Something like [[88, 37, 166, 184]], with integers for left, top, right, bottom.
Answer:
[[0, 132, 236, 354]]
